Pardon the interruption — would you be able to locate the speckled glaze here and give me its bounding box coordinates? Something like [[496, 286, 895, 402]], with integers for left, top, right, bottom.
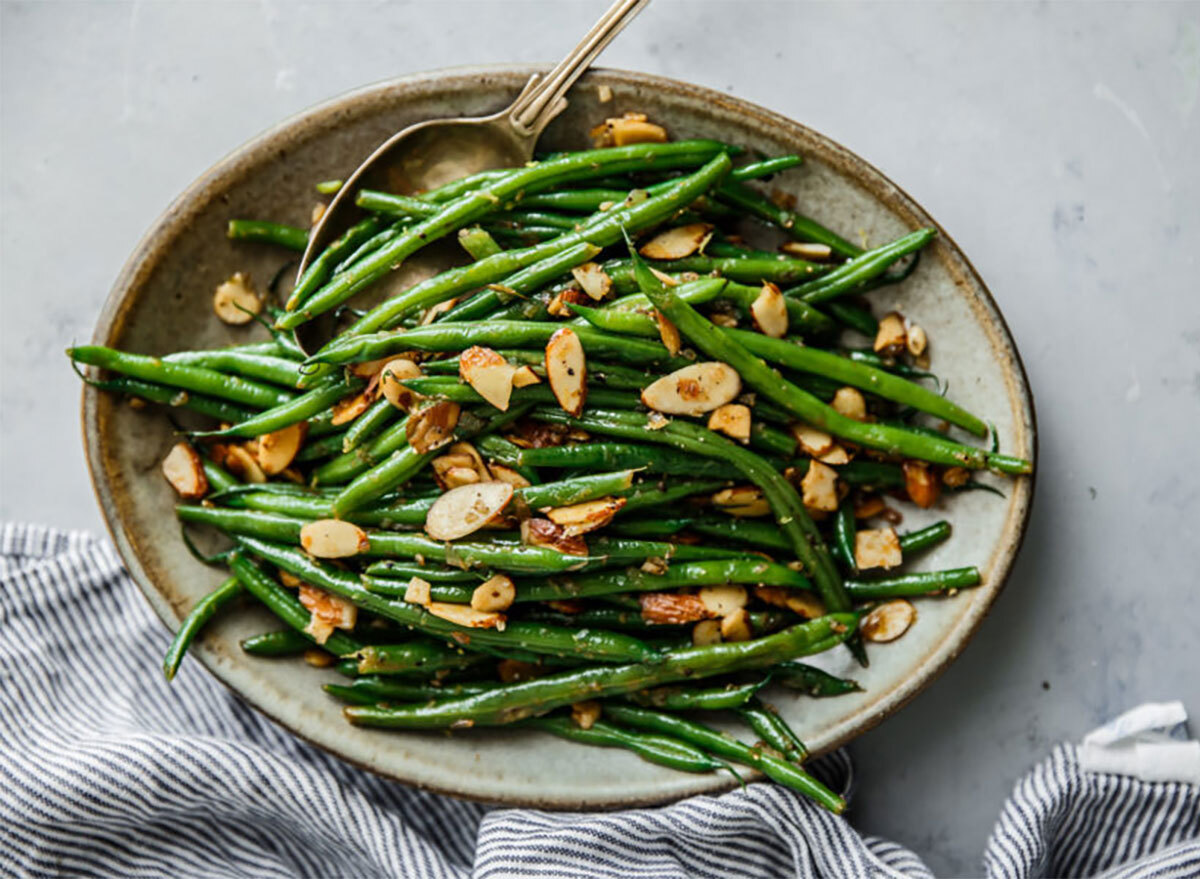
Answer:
[[82, 66, 1035, 809]]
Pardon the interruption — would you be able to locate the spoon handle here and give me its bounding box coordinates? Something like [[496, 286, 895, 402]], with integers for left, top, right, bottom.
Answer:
[[509, 0, 650, 137]]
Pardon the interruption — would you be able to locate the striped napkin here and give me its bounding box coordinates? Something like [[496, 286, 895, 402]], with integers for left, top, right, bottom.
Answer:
[[1, 524, 1196, 879]]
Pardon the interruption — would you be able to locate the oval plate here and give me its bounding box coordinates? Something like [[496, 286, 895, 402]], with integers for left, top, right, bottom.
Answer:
[[82, 66, 1035, 809]]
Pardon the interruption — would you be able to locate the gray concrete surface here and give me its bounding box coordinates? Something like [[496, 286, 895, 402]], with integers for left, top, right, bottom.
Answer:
[[2, 1, 1198, 874]]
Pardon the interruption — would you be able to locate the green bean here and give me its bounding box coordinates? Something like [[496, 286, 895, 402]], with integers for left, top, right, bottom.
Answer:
[[898, 521, 952, 555], [685, 518, 789, 553], [353, 641, 486, 675], [315, 179, 343, 195], [228, 552, 362, 657], [826, 302, 878, 336], [277, 142, 731, 329], [191, 375, 361, 439], [226, 219, 308, 251], [833, 497, 857, 574], [617, 479, 728, 515], [287, 216, 386, 310], [605, 517, 697, 540], [362, 561, 481, 582], [292, 430, 347, 463], [773, 661, 861, 697], [343, 613, 855, 729], [234, 537, 660, 663], [601, 255, 828, 291], [68, 346, 294, 410], [514, 187, 629, 212], [522, 715, 728, 774], [439, 243, 601, 323], [714, 282, 839, 337], [716, 180, 861, 258], [356, 189, 438, 218], [162, 350, 301, 388], [789, 229, 934, 304], [312, 414, 409, 485], [602, 704, 843, 813], [474, 437, 743, 480], [241, 629, 312, 657], [627, 680, 766, 711], [402, 376, 638, 411], [734, 697, 807, 762], [846, 566, 981, 600], [340, 397, 397, 453], [324, 679, 499, 705], [731, 155, 803, 180], [419, 349, 545, 376], [492, 210, 581, 230], [82, 376, 257, 425], [162, 575, 244, 680], [458, 226, 504, 261]]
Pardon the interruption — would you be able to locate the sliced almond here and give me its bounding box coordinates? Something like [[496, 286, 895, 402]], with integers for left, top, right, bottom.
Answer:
[[646, 411, 670, 430], [406, 400, 460, 453], [719, 608, 753, 642], [222, 444, 266, 484], [792, 424, 835, 457], [639, 223, 714, 260], [303, 648, 335, 668], [544, 496, 627, 536], [801, 460, 839, 512], [571, 262, 612, 301], [942, 466, 970, 488], [861, 599, 916, 642], [331, 386, 377, 426], [649, 267, 679, 287], [425, 482, 514, 542], [781, 241, 834, 260], [300, 519, 370, 559], [571, 700, 602, 730], [640, 592, 711, 624], [403, 576, 432, 606], [427, 601, 505, 629], [653, 309, 681, 355], [298, 584, 357, 645], [641, 556, 669, 575], [279, 570, 303, 589], [641, 362, 741, 416], [597, 84, 614, 103], [907, 324, 928, 357], [442, 466, 481, 489], [817, 443, 852, 466], [349, 356, 398, 380], [255, 422, 306, 475], [545, 327, 587, 417], [590, 115, 668, 148], [854, 495, 888, 520], [711, 486, 770, 517], [448, 441, 491, 481], [520, 517, 589, 556], [489, 463, 533, 489], [874, 312, 907, 354], [511, 365, 541, 388], [707, 403, 752, 441], [161, 442, 208, 499], [709, 312, 739, 329], [471, 574, 516, 612], [212, 272, 261, 325], [698, 584, 748, 617], [903, 460, 941, 508], [459, 346, 517, 411], [546, 599, 585, 614], [831, 387, 867, 421], [419, 298, 459, 326], [855, 527, 903, 570], [750, 281, 788, 338], [380, 358, 423, 411], [547, 287, 591, 318], [692, 619, 723, 646]]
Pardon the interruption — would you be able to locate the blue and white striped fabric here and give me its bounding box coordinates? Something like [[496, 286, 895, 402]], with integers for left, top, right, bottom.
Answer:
[[1, 523, 1196, 879]]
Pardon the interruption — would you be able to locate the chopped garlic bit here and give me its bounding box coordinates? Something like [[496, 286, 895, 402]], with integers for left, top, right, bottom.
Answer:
[[855, 527, 902, 570], [720, 608, 753, 642], [404, 576, 432, 606], [906, 324, 928, 357], [692, 619, 723, 646], [212, 272, 261, 325], [590, 112, 668, 148], [298, 584, 357, 644], [903, 460, 941, 508], [707, 403, 752, 441], [800, 460, 839, 512], [874, 312, 907, 354], [831, 387, 867, 421], [571, 700, 602, 730]]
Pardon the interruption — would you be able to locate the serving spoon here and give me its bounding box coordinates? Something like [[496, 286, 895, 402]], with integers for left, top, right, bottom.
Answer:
[[294, 0, 650, 355]]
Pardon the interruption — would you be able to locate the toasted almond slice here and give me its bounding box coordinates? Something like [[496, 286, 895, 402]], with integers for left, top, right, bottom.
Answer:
[[698, 584, 748, 617], [442, 466, 481, 489], [641, 556, 669, 575], [404, 576, 432, 606], [591, 116, 668, 148], [545, 327, 587, 416], [640, 592, 712, 624], [511, 365, 541, 388], [303, 649, 335, 668], [406, 400, 460, 453], [520, 517, 589, 556], [719, 608, 753, 642], [907, 324, 928, 357], [641, 362, 741, 416], [459, 346, 517, 411], [348, 356, 395, 379], [223, 444, 266, 484], [649, 267, 679, 287], [861, 599, 916, 642], [692, 619, 723, 646], [817, 444, 852, 466], [831, 387, 867, 421], [707, 403, 751, 441], [380, 358, 423, 410], [646, 411, 670, 430], [298, 584, 357, 644], [801, 460, 839, 512], [785, 591, 827, 619], [653, 309, 682, 355], [419, 298, 459, 325], [300, 519, 370, 558], [792, 424, 835, 457], [547, 287, 591, 317], [331, 386, 377, 426], [750, 281, 788, 338], [855, 495, 887, 519], [426, 482, 514, 542], [855, 527, 903, 570], [639, 223, 714, 260], [212, 272, 260, 325], [569, 700, 602, 730], [874, 311, 907, 354], [571, 262, 612, 301], [471, 574, 516, 612], [903, 460, 941, 508], [448, 441, 491, 480], [709, 312, 739, 328], [255, 422, 307, 475], [711, 486, 771, 517], [781, 241, 834, 260], [489, 463, 533, 489], [161, 442, 208, 499], [942, 466, 970, 488], [279, 570, 303, 589], [427, 601, 505, 629], [544, 496, 627, 536]]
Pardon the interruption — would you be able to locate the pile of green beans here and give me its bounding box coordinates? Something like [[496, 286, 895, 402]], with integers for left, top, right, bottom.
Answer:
[[72, 128, 1032, 812]]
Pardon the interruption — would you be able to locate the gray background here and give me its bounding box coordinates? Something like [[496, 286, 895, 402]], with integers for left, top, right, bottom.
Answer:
[[2, 1, 1198, 874]]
